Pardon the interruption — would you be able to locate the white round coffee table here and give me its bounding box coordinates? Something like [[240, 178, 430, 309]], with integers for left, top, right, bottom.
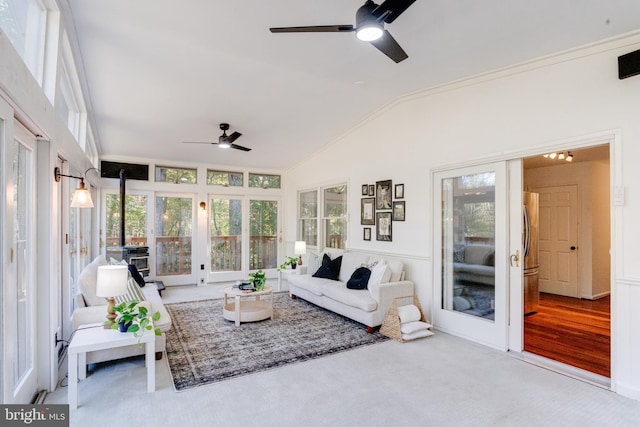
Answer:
[[223, 285, 274, 326]]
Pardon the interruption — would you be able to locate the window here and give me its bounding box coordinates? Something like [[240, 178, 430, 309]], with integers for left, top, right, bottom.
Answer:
[[207, 169, 243, 187], [105, 194, 148, 247], [210, 198, 242, 272], [298, 190, 318, 248], [155, 196, 193, 276], [323, 185, 347, 249], [0, 0, 46, 83], [155, 166, 197, 184], [249, 173, 281, 189], [56, 33, 85, 141]]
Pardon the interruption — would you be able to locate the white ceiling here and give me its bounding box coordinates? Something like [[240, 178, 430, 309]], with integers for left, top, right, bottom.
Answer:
[[66, 0, 640, 170]]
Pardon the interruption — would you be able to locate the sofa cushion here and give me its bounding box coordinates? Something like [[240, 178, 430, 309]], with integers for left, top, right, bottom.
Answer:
[[290, 274, 333, 296], [320, 282, 377, 312], [339, 252, 371, 283], [346, 266, 372, 290], [313, 254, 342, 280], [464, 244, 495, 265], [307, 252, 322, 276], [78, 255, 108, 306]]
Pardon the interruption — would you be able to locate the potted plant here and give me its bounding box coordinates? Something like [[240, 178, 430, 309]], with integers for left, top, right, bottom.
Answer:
[[109, 301, 162, 343], [278, 256, 299, 271], [248, 269, 267, 291]]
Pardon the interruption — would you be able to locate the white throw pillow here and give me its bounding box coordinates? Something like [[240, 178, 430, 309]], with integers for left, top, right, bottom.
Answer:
[[397, 304, 421, 323], [338, 252, 370, 283], [400, 321, 432, 334], [386, 260, 404, 282], [78, 255, 108, 306], [110, 257, 128, 266], [306, 252, 321, 275], [368, 261, 391, 286]]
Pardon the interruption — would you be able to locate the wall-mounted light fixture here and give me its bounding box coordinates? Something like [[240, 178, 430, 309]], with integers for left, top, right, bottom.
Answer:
[[54, 167, 94, 208], [200, 201, 206, 211], [542, 151, 574, 163]]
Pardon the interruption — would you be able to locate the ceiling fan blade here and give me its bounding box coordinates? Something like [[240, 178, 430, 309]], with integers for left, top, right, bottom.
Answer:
[[373, 0, 416, 24], [226, 131, 242, 143], [231, 144, 252, 152], [270, 25, 354, 33], [182, 141, 216, 145], [369, 30, 408, 63]]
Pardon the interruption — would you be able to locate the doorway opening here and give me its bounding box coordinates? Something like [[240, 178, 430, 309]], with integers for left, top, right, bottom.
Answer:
[[522, 144, 611, 378]]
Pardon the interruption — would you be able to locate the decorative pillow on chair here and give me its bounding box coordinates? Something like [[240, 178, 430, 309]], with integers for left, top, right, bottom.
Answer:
[[114, 277, 147, 305], [346, 266, 372, 289], [78, 255, 108, 306], [312, 254, 342, 280], [127, 264, 146, 287]]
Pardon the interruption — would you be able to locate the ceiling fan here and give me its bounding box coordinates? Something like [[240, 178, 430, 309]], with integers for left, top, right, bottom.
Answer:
[[269, 0, 416, 63], [182, 123, 251, 152]]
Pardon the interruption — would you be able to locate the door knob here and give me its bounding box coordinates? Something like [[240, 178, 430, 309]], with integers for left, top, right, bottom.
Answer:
[[510, 249, 520, 267], [570, 246, 577, 250]]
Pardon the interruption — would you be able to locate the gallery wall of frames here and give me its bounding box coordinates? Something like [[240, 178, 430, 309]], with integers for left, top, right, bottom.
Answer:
[[360, 180, 405, 242]]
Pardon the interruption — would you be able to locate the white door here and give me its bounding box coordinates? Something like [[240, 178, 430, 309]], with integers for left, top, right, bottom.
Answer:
[[1, 99, 38, 403], [433, 162, 510, 350], [533, 185, 579, 297]]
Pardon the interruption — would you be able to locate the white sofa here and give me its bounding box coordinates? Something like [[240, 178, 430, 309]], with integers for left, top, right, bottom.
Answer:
[[71, 255, 172, 364], [453, 244, 495, 286], [288, 250, 414, 332]]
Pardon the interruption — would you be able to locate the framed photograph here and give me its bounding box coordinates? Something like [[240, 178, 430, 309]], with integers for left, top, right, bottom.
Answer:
[[363, 227, 371, 241], [362, 184, 368, 196], [368, 184, 374, 196], [361, 197, 375, 225], [393, 201, 405, 221], [376, 212, 392, 241], [375, 180, 392, 210], [395, 183, 404, 199]]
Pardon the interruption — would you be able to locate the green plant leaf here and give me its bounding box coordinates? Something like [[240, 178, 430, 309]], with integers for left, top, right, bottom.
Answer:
[[152, 311, 161, 322]]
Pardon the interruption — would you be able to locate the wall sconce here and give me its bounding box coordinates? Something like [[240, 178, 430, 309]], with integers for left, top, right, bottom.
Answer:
[[199, 201, 207, 215], [54, 167, 94, 208]]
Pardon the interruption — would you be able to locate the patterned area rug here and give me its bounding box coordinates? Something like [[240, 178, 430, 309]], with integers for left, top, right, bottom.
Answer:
[[165, 292, 388, 391]]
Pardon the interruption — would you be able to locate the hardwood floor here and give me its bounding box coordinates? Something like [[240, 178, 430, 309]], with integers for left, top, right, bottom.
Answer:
[[524, 292, 610, 377]]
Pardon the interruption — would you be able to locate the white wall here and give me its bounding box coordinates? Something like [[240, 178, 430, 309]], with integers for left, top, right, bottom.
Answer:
[[284, 32, 640, 399]]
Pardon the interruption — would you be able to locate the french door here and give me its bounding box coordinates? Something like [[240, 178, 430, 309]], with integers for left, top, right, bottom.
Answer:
[[433, 162, 511, 350], [208, 196, 279, 283], [1, 98, 38, 403]]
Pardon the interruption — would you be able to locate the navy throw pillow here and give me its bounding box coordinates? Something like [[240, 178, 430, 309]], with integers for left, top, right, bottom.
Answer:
[[313, 254, 342, 280], [347, 266, 372, 290], [128, 263, 146, 287]]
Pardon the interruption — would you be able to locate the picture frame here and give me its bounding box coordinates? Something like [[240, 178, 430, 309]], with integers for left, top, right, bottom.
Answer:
[[362, 184, 368, 196], [361, 197, 375, 225], [376, 212, 392, 241], [368, 184, 374, 196], [375, 180, 392, 210], [363, 227, 371, 241], [393, 201, 405, 221], [395, 183, 404, 199]]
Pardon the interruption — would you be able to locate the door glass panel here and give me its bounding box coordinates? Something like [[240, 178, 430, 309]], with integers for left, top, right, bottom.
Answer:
[[442, 172, 496, 320], [155, 196, 192, 276], [12, 140, 31, 386], [210, 198, 242, 272], [249, 200, 277, 270], [105, 194, 148, 247]]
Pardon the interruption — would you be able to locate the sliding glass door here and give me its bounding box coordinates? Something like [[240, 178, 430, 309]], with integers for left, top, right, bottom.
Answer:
[[155, 194, 195, 285]]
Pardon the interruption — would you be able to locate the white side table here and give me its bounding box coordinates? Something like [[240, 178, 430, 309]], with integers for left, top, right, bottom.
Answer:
[[68, 324, 155, 409], [277, 266, 307, 291]]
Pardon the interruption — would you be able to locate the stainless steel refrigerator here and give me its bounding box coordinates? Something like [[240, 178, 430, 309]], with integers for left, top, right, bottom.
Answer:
[[523, 192, 540, 315]]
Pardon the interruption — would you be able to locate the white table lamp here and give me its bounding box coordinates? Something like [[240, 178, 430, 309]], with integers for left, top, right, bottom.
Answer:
[[96, 265, 129, 328], [294, 241, 307, 266]]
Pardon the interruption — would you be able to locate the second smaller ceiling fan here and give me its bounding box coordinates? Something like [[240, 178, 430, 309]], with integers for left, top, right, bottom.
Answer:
[[182, 123, 251, 151]]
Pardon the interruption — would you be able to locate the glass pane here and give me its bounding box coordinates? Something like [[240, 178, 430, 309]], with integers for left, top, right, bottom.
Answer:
[[324, 186, 347, 217], [155, 196, 192, 275], [442, 172, 496, 320], [12, 140, 30, 385], [325, 218, 346, 249], [248, 173, 281, 189], [249, 200, 277, 270], [299, 190, 317, 218], [210, 198, 242, 271], [299, 219, 317, 247], [155, 166, 197, 184], [207, 169, 243, 187], [105, 194, 148, 247], [0, 0, 45, 81]]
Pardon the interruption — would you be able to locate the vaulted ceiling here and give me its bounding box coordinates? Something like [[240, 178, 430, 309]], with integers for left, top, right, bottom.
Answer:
[[66, 0, 640, 169]]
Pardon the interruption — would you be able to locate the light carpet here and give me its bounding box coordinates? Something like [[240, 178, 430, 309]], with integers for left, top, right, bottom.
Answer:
[[165, 292, 387, 391]]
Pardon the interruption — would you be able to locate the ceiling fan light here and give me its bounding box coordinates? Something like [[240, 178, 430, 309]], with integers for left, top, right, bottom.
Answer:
[[218, 136, 231, 148], [356, 24, 383, 41]]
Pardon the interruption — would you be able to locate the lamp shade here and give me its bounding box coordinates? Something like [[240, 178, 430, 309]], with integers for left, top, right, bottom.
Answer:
[[70, 180, 94, 208], [294, 241, 307, 256], [96, 265, 128, 298]]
